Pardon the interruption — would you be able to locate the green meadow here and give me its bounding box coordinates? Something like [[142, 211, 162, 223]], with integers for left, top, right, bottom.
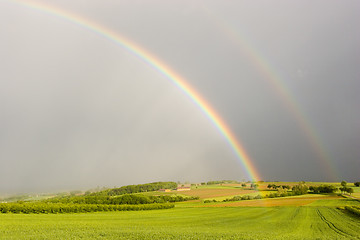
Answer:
[[0, 182, 359, 239], [1, 206, 359, 239]]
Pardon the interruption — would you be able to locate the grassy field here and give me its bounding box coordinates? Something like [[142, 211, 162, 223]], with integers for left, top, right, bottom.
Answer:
[[201, 194, 349, 207], [1, 182, 359, 239], [0, 206, 359, 239], [351, 186, 360, 198]]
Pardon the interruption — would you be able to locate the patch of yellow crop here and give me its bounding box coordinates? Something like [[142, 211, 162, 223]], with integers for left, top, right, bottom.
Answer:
[[201, 195, 343, 207], [181, 188, 257, 199]]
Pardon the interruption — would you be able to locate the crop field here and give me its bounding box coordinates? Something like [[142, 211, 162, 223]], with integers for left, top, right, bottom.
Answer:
[[351, 187, 360, 198], [0, 205, 360, 239], [180, 188, 257, 199], [202, 194, 350, 207], [1, 182, 359, 239]]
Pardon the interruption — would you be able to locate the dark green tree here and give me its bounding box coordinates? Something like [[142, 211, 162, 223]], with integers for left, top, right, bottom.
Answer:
[[346, 188, 354, 195], [292, 182, 308, 195], [340, 181, 348, 194]]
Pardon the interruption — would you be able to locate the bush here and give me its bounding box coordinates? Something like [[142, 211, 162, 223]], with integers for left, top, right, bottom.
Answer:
[[254, 195, 262, 199], [292, 182, 308, 195]]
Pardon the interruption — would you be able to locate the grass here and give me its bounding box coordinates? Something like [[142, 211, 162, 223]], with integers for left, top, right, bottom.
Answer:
[[0, 205, 359, 239], [1, 182, 359, 239], [351, 187, 360, 198], [201, 194, 352, 207]]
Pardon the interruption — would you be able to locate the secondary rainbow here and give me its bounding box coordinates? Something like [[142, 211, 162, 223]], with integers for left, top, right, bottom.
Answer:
[[11, 0, 261, 182], [204, 8, 338, 181]]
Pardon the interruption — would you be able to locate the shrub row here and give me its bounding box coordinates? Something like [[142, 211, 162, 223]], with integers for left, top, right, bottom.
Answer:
[[204, 195, 263, 203], [44, 194, 197, 205], [220, 192, 295, 203], [204, 190, 308, 204], [0, 202, 174, 214], [266, 192, 294, 198], [344, 206, 360, 217], [223, 195, 262, 202]]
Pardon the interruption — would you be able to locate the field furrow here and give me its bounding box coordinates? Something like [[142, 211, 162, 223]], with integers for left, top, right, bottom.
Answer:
[[1, 206, 359, 239], [316, 208, 350, 238]]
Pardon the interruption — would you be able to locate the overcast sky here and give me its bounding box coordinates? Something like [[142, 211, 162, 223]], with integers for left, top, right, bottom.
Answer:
[[1, 0, 359, 193]]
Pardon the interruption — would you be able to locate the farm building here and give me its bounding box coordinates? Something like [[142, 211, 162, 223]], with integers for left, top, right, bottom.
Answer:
[[158, 189, 171, 192]]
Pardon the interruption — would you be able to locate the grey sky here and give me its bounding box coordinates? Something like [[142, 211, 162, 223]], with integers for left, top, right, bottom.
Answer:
[[1, 0, 359, 193]]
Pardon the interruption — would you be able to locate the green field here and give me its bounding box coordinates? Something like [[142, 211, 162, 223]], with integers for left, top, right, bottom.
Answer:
[[0, 206, 359, 239], [1, 182, 359, 239]]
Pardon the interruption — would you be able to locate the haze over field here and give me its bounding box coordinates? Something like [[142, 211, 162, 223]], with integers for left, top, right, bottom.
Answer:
[[0, 0, 359, 193]]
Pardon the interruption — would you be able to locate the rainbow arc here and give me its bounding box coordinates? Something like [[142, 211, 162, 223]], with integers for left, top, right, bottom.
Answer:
[[12, 0, 261, 182]]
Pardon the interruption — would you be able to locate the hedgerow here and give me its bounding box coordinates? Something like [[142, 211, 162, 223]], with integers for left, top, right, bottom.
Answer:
[[221, 194, 262, 202], [44, 194, 198, 205], [344, 206, 360, 217], [0, 202, 174, 214]]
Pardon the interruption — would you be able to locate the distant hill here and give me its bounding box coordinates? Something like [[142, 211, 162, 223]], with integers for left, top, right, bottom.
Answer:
[[94, 181, 178, 196]]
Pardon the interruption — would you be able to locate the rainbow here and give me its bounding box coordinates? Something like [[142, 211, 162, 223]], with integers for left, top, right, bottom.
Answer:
[[10, 0, 261, 181], [204, 9, 338, 180]]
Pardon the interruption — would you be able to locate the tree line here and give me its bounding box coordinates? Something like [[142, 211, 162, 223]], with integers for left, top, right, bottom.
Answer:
[[204, 180, 240, 185], [44, 194, 198, 205], [97, 182, 178, 196], [267, 182, 351, 195], [339, 181, 354, 195], [0, 202, 174, 214], [344, 206, 360, 217], [210, 182, 343, 203]]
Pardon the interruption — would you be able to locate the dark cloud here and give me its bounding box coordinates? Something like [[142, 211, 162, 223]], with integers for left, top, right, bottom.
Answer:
[[0, 0, 359, 193]]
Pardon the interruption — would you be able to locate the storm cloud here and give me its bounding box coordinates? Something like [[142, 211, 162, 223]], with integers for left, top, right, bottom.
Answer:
[[0, 0, 359, 193]]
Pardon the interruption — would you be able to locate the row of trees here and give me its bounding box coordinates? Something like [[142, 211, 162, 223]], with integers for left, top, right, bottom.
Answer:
[[0, 202, 174, 214], [339, 181, 354, 195], [267, 181, 356, 195], [199, 181, 255, 188], [221, 194, 262, 202], [45, 194, 198, 205], [289, 182, 353, 195], [103, 182, 178, 196], [267, 184, 291, 190], [207, 182, 346, 203], [309, 185, 337, 194], [344, 206, 360, 217], [204, 180, 240, 185], [267, 182, 337, 197]]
